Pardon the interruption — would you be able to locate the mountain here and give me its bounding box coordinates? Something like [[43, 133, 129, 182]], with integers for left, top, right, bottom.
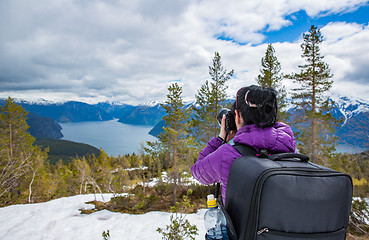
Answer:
[[3, 96, 369, 152], [148, 120, 165, 137], [117, 104, 166, 126], [97, 102, 166, 126], [27, 112, 63, 139], [97, 102, 137, 119], [1, 98, 166, 126], [0, 99, 64, 140], [333, 96, 369, 125], [333, 96, 369, 149], [16, 100, 113, 123]]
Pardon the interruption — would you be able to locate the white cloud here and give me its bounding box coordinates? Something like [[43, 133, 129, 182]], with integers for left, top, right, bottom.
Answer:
[[321, 22, 364, 43], [299, 0, 368, 16], [0, 0, 369, 104], [321, 23, 369, 96]]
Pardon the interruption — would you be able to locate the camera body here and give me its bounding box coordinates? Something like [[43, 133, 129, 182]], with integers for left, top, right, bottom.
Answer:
[[217, 108, 237, 132]]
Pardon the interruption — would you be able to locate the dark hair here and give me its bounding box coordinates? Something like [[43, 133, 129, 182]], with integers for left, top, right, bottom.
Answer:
[[232, 85, 278, 128]]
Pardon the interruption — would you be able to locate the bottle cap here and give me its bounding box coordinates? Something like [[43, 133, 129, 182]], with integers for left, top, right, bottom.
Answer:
[[207, 194, 217, 208]]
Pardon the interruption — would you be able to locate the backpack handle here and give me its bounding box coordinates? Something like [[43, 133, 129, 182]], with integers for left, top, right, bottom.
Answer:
[[269, 153, 309, 162]]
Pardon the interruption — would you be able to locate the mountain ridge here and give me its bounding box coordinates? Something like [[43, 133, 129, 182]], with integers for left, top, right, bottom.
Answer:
[[2, 96, 369, 151]]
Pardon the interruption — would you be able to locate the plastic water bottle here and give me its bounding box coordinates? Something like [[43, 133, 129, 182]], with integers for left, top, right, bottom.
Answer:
[[204, 194, 229, 240]]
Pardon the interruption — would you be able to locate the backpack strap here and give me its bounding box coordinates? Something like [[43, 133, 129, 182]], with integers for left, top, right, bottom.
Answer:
[[214, 143, 258, 240], [233, 143, 257, 157], [215, 143, 257, 199]]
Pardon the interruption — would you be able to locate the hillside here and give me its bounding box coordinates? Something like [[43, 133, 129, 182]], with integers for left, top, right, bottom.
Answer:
[[148, 120, 165, 137], [27, 112, 63, 139], [35, 138, 100, 164]]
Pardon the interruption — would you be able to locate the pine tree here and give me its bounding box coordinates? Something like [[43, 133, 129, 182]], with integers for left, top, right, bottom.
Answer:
[[51, 159, 74, 197], [145, 140, 165, 179], [147, 83, 192, 204], [0, 97, 47, 204], [286, 25, 341, 164], [192, 52, 234, 147], [256, 44, 289, 122]]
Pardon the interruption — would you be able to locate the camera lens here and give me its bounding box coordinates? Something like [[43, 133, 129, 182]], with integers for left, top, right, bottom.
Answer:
[[217, 108, 237, 132], [217, 108, 230, 126]]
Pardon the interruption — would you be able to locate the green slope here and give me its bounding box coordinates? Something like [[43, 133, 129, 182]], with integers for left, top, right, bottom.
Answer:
[[35, 138, 100, 164]]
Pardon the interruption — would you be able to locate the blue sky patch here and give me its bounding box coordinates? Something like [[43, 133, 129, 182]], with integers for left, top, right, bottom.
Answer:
[[263, 5, 369, 43]]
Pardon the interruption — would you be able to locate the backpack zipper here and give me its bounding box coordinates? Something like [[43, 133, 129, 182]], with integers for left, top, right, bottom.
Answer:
[[257, 228, 269, 235], [256, 227, 347, 238], [245, 168, 348, 240]]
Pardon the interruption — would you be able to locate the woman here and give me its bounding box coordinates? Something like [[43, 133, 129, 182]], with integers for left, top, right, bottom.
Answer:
[[191, 85, 296, 204]]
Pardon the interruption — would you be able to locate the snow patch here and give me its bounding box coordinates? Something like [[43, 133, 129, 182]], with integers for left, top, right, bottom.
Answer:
[[0, 194, 207, 240]]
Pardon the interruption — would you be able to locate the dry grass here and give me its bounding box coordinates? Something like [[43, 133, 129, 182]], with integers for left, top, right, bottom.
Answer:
[[347, 233, 369, 240], [80, 184, 208, 214]]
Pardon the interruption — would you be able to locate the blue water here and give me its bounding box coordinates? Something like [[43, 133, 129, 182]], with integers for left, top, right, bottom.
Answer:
[[60, 119, 157, 156], [60, 119, 365, 156]]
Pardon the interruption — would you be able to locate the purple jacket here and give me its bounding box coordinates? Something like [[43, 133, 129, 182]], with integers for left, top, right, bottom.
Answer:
[[191, 122, 296, 204]]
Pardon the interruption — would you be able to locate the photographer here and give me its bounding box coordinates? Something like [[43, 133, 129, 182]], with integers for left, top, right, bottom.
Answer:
[[191, 85, 296, 205]]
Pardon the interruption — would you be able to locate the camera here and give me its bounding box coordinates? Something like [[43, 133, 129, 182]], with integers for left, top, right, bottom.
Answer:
[[217, 108, 237, 132]]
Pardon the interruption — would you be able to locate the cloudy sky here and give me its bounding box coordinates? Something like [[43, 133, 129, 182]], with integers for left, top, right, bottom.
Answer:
[[1, 0, 369, 105]]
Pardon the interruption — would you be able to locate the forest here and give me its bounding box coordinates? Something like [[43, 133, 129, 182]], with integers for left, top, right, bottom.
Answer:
[[0, 25, 368, 238]]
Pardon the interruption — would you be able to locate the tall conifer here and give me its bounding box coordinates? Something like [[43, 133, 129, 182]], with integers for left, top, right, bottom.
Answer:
[[0, 97, 46, 204], [147, 83, 192, 203], [256, 44, 289, 122], [192, 52, 234, 147], [286, 25, 341, 164]]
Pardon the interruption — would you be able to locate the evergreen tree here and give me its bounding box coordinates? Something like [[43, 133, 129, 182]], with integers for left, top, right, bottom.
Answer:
[[286, 25, 341, 164], [192, 52, 234, 147], [0, 97, 47, 204], [256, 44, 289, 122], [145, 140, 165, 179], [147, 83, 192, 204], [51, 159, 74, 197]]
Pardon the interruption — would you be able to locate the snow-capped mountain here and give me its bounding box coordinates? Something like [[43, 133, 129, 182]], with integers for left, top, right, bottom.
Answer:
[[2, 96, 369, 151], [331, 95, 369, 126], [330, 96, 369, 150]]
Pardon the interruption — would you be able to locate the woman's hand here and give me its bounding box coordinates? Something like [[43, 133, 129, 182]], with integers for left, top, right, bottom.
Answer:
[[219, 115, 236, 143]]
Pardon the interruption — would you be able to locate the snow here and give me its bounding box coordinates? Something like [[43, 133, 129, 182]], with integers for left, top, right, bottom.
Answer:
[[0, 193, 367, 240], [143, 100, 164, 107], [331, 95, 369, 125], [145, 172, 201, 187], [0, 194, 207, 240], [12, 97, 65, 105], [125, 166, 149, 171]]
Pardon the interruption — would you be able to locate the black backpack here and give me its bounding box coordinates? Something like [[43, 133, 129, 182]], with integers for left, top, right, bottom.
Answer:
[[222, 143, 353, 240]]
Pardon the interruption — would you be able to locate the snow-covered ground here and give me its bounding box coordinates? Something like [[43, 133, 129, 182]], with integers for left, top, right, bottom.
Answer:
[[0, 194, 207, 240], [1, 194, 368, 240]]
